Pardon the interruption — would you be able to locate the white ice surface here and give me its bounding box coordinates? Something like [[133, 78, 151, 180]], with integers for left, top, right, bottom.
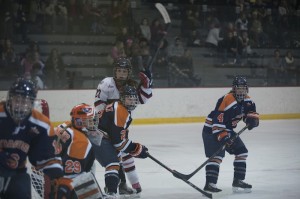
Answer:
[[94, 119, 300, 199]]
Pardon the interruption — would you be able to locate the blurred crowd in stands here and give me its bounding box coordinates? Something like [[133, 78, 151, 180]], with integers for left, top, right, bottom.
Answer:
[[0, 0, 299, 89]]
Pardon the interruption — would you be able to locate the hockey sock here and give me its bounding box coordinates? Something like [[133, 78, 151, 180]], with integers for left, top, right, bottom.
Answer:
[[233, 153, 248, 180], [205, 156, 222, 184], [122, 155, 139, 186]]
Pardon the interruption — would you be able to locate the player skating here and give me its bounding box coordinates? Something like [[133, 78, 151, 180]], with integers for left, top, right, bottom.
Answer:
[[0, 78, 63, 199], [94, 57, 152, 198], [94, 85, 149, 199], [202, 76, 259, 193]]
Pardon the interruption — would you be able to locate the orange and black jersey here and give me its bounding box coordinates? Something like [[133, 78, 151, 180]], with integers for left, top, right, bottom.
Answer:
[[56, 122, 95, 177], [98, 101, 139, 155], [203, 93, 256, 135], [0, 102, 63, 178]]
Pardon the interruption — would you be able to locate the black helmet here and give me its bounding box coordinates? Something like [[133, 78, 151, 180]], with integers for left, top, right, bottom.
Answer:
[[113, 57, 132, 84], [232, 76, 248, 102], [120, 85, 139, 111], [6, 78, 37, 122]]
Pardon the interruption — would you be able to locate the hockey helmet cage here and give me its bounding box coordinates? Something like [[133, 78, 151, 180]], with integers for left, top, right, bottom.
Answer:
[[120, 85, 139, 111], [113, 57, 132, 84], [232, 76, 248, 102], [6, 78, 37, 122], [70, 103, 99, 131]]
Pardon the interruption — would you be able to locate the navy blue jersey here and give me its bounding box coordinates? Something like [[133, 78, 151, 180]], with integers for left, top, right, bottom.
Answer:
[[99, 101, 139, 155], [0, 102, 63, 178], [203, 92, 256, 135]]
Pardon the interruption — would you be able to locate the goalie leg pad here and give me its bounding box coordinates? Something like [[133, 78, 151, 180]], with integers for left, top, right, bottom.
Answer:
[[71, 172, 103, 199]]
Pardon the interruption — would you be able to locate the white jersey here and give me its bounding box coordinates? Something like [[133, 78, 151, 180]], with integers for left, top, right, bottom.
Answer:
[[94, 77, 152, 113]]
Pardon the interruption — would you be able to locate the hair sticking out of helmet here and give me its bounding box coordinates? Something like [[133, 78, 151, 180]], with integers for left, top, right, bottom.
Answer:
[[232, 76, 248, 102], [120, 85, 139, 111], [113, 57, 132, 85], [6, 78, 37, 122], [70, 103, 98, 131]]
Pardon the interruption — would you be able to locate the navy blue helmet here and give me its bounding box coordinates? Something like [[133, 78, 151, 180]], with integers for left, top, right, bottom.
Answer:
[[6, 78, 37, 122], [120, 85, 139, 111], [232, 76, 248, 102]]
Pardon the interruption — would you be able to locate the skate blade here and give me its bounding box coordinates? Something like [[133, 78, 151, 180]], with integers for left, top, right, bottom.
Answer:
[[232, 187, 252, 193]]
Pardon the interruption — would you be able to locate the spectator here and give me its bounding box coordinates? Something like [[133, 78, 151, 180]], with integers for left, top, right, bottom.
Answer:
[[186, 29, 201, 47], [108, 40, 126, 64], [1, 38, 18, 75], [116, 26, 132, 48], [110, 0, 123, 27], [205, 22, 223, 55], [267, 49, 287, 85], [249, 10, 268, 47], [139, 17, 151, 42], [45, 48, 65, 89], [21, 51, 44, 77], [219, 31, 243, 65], [235, 12, 249, 33], [284, 50, 297, 85], [169, 48, 201, 87], [31, 62, 46, 90], [150, 18, 167, 56], [168, 36, 185, 64], [152, 39, 169, 79]]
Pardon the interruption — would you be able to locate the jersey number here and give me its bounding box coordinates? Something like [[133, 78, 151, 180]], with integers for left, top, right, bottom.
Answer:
[[65, 160, 82, 174], [217, 113, 224, 123]]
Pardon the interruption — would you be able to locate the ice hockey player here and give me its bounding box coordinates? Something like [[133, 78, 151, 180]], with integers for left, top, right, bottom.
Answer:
[[53, 103, 105, 199], [202, 76, 259, 193], [0, 78, 63, 199], [94, 57, 152, 197], [94, 85, 149, 199]]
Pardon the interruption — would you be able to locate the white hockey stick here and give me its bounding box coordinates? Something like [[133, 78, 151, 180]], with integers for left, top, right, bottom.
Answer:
[[155, 3, 171, 24], [147, 3, 171, 72]]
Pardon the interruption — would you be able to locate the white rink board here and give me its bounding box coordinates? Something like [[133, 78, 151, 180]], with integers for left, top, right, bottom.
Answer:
[[1, 87, 299, 122]]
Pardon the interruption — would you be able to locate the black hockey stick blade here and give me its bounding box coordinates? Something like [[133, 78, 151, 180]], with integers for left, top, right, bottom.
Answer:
[[147, 153, 212, 198], [173, 125, 249, 181]]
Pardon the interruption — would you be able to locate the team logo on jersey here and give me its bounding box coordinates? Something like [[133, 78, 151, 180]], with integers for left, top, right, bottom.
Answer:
[[29, 126, 40, 135]]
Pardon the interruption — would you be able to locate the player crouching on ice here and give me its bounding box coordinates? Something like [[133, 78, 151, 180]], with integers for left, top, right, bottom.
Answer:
[[53, 103, 106, 199], [202, 76, 259, 193]]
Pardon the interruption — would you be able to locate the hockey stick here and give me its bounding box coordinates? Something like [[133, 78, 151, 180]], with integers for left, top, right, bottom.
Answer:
[[172, 125, 249, 181], [147, 3, 171, 72], [147, 153, 212, 199]]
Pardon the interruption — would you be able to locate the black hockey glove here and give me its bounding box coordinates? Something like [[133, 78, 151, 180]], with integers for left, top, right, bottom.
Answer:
[[217, 131, 233, 147], [139, 68, 153, 88], [131, 143, 149, 159], [245, 112, 259, 130]]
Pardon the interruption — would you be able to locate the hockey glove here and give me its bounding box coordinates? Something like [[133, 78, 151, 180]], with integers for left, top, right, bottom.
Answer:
[[245, 112, 259, 130], [139, 69, 153, 88], [217, 131, 233, 147], [131, 143, 149, 159]]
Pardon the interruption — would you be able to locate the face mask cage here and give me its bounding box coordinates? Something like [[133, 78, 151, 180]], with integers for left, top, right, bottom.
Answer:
[[6, 94, 34, 122], [234, 86, 248, 102], [74, 114, 99, 131], [121, 94, 139, 111]]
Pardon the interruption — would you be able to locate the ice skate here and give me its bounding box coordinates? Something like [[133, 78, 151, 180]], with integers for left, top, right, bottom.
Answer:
[[118, 182, 141, 198], [103, 192, 118, 199], [232, 179, 252, 193], [203, 182, 222, 193]]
